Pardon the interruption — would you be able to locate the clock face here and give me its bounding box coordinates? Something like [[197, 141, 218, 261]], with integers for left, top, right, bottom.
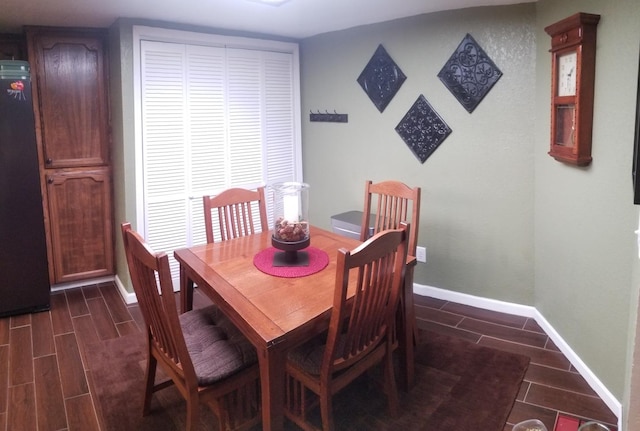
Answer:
[[557, 51, 577, 97]]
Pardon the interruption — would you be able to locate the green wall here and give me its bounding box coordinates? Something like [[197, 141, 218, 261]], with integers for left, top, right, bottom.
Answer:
[[300, 4, 537, 305], [299, 0, 640, 408], [108, 20, 135, 292], [534, 0, 640, 415]]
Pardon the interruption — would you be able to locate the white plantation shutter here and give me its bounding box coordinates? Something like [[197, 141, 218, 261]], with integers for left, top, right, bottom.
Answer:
[[141, 41, 189, 278], [227, 49, 263, 187], [137, 32, 300, 281], [264, 51, 297, 186], [186, 45, 226, 247]]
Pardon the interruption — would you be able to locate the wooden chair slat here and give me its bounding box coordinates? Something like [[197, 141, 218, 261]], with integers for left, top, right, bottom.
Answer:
[[361, 180, 420, 256], [204, 187, 268, 244]]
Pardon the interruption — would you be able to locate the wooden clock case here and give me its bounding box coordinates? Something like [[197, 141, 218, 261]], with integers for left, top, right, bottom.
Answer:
[[545, 12, 600, 166]]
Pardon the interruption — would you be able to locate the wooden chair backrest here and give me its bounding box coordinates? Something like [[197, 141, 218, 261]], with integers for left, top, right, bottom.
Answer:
[[203, 187, 269, 243], [323, 223, 409, 376], [120, 223, 197, 386], [361, 180, 421, 256]]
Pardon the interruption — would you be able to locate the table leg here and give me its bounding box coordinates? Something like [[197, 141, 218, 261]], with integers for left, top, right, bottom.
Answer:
[[258, 347, 286, 431], [397, 261, 416, 392], [180, 265, 194, 313]]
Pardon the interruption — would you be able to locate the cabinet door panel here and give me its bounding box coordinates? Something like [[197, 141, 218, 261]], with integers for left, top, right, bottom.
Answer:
[[46, 169, 114, 283], [32, 32, 109, 167]]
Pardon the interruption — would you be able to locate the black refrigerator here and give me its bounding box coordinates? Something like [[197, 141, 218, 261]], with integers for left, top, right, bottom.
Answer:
[[0, 60, 50, 317]]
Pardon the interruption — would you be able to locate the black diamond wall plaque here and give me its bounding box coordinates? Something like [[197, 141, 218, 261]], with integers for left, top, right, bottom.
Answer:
[[438, 33, 502, 113], [395, 95, 452, 164], [357, 44, 406, 113]]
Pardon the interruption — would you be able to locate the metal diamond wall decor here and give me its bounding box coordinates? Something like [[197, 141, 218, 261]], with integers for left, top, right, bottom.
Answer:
[[438, 33, 503, 113], [357, 44, 407, 113], [395, 94, 452, 164]]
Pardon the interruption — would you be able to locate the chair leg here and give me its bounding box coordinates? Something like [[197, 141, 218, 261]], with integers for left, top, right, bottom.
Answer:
[[143, 354, 157, 415], [383, 349, 399, 418], [185, 395, 200, 431], [319, 386, 334, 431]]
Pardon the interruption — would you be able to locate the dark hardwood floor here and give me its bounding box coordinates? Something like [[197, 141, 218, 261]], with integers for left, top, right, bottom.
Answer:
[[0, 281, 619, 431], [414, 295, 619, 431]]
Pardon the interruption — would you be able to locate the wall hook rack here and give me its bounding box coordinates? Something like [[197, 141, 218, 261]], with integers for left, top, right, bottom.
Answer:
[[310, 110, 348, 123]]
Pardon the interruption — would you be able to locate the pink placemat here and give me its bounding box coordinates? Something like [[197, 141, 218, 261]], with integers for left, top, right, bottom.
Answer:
[[253, 246, 329, 278]]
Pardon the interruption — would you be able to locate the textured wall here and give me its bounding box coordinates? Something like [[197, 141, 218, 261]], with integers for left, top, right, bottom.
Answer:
[[301, 4, 537, 304], [534, 0, 640, 407]]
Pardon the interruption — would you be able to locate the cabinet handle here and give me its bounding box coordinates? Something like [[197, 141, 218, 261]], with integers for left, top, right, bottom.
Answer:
[[47, 178, 54, 184], [46, 158, 53, 165]]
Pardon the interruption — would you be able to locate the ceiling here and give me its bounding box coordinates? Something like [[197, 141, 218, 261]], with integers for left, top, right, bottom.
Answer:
[[1, 0, 534, 39]]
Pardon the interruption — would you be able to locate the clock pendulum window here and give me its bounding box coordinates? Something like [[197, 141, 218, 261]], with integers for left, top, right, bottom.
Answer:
[[545, 13, 600, 166]]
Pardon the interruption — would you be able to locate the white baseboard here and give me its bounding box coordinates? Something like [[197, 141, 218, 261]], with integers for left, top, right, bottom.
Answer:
[[113, 275, 138, 304], [414, 283, 622, 427], [112, 274, 181, 304]]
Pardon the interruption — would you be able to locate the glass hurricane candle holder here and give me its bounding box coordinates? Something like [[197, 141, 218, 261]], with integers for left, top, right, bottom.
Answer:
[[270, 182, 310, 266]]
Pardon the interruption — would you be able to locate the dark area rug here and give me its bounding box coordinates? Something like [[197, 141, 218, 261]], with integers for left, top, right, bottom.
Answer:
[[86, 329, 529, 431]]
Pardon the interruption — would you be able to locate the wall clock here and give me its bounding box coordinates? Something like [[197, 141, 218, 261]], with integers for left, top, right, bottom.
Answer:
[[544, 12, 600, 166]]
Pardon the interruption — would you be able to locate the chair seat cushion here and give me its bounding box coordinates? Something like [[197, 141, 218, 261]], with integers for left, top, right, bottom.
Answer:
[[288, 334, 326, 375], [288, 331, 353, 376], [288, 332, 386, 376], [180, 305, 257, 386]]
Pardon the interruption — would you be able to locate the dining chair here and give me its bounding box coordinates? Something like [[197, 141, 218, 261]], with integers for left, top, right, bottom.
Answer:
[[361, 180, 421, 376], [203, 187, 269, 243], [283, 223, 410, 431], [361, 180, 421, 256], [121, 222, 261, 431]]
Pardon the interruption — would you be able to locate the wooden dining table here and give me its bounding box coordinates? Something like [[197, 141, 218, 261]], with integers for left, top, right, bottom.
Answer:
[[174, 225, 417, 431]]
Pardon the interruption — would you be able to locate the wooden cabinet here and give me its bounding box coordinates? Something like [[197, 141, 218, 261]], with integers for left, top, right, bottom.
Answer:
[[46, 169, 114, 283], [27, 27, 114, 284]]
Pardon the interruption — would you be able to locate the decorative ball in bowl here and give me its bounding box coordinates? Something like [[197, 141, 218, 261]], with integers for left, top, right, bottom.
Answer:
[[273, 218, 309, 243]]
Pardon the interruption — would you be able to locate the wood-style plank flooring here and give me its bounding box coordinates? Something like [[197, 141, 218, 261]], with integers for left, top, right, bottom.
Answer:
[[414, 295, 619, 431], [0, 281, 619, 431]]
